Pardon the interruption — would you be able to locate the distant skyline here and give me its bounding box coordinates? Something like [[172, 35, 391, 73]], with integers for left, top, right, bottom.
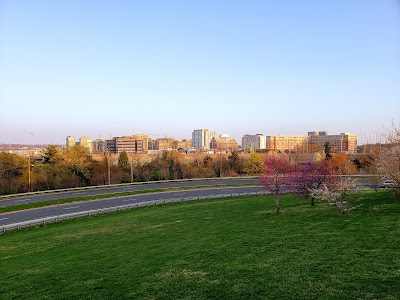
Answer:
[[1, 1, 399, 145]]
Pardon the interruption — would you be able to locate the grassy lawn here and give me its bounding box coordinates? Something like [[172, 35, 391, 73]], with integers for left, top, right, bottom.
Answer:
[[1, 190, 399, 299]]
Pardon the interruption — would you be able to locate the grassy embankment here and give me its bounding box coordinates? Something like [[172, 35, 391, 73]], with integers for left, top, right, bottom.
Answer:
[[1, 190, 399, 299]]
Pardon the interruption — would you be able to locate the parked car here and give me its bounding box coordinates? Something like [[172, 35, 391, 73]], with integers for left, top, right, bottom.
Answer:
[[380, 180, 399, 188]]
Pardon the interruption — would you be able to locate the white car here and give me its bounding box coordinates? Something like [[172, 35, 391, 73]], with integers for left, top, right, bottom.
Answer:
[[380, 180, 398, 188]]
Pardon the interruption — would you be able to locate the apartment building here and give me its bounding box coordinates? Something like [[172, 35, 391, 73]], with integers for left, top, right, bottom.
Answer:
[[66, 136, 76, 148], [106, 139, 116, 153], [114, 134, 149, 154], [92, 139, 106, 153], [156, 138, 175, 151], [210, 134, 238, 151], [173, 139, 192, 150], [78, 136, 93, 153], [308, 132, 357, 154], [242, 134, 267, 151], [243, 131, 358, 154], [192, 129, 216, 149], [266, 135, 308, 153]]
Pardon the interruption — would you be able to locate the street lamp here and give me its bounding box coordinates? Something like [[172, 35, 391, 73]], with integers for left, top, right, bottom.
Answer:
[[129, 155, 136, 183], [106, 147, 111, 185], [28, 156, 31, 192]]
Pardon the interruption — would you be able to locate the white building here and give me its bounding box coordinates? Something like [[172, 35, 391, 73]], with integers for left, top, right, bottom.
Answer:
[[242, 134, 267, 151], [192, 129, 216, 150], [66, 136, 76, 148], [79, 136, 94, 153]]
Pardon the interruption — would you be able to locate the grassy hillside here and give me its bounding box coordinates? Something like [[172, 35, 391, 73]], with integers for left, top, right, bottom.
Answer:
[[1, 191, 399, 299]]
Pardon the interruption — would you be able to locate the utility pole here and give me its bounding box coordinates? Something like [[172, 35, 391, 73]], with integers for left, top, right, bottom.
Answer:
[[28, 157, 31, 192], [130, 156, 134, 183], [107, 148, 111, 185]]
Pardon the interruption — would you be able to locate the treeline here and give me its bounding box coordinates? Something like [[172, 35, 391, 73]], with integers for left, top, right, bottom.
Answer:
[[0, 144, 380, 196], [0, 145, 246, 195]]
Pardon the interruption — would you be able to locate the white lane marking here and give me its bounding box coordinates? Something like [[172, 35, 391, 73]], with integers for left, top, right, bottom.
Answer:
[[63, 206, 80, 210], [73, 192, 86, 195], [14, 199, 27, 203], [123, 199, 136, 202], [174, 193, 187, 196], [0, 217, 9, 221]]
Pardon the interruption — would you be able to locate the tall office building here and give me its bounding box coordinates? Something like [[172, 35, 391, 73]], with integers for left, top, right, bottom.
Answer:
[[93, 139, 106, 153], [66, 136, 76, 148], [115, 134, 149, 154], [244, 131, 357, 154], [308, 132, 357, 154], [210, 134, 238, 151], [79, 136, 94, 153], [173, 139, 192, 150], [242, 134, 267, 151], [265, 135, 308, 153], [106, 138, 117, 153], [192, 129, 216, 149]]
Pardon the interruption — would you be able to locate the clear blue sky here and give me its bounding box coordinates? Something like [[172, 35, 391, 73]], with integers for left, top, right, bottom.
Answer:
[[1, 0, 399, 145]]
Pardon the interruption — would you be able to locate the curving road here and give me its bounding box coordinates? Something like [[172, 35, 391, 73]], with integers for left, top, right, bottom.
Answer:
[[0, 178, 259, 208], [0, 185, 264, 226], [0, 176, 379, 228]]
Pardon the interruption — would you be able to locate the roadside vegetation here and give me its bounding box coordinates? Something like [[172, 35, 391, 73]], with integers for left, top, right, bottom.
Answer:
[[0, 148, 248, 195], [1, 123, 399, 197], [1, 191, 399, 299]]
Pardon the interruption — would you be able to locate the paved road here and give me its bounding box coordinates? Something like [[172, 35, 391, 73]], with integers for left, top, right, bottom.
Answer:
[[0, 185, 264, 226], [0, 178, 259, 208], [0, 176, 380, 228]]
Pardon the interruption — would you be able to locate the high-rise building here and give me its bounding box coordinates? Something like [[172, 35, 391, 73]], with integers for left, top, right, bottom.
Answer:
[[93, 139, 106, 153], [242, 134, 267, 151], [173, 139, 192, 150], [155, 138, 175, 151], [266, 135, 308, 153], [115, 134, 149, 154], [79, 136, 94, 153], [192, 129, 216, 149], [210, 134, 238, 151], [106, 138, 116, 153], [244, 131, 358, 154], [66, 136, 76, 148], [308, 132, 357, 154]]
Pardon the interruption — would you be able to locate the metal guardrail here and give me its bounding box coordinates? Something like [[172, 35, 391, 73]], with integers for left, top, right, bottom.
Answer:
[[0, 176, 259, 199], [0, 191, 268, 233], [0, 175, 381, 200]]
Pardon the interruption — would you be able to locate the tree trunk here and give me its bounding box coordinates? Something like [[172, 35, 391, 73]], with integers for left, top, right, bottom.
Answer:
[[311, 197, 315, 206], [275, 192, 280, 214], [341, 201, 348, 214]]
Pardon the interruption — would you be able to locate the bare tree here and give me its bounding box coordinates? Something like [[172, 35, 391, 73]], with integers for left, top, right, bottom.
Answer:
[[378, 122, 400, 199]]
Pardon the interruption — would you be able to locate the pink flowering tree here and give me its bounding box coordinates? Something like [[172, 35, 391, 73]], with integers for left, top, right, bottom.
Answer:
[[296, 161, 338, 206], [260, 155, 297, 214]]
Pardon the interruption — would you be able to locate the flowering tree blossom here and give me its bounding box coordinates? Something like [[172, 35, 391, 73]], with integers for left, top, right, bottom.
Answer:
[[296, 161, 338, 206], [308, 177, 358, 214], [260, 155, 297, 214]]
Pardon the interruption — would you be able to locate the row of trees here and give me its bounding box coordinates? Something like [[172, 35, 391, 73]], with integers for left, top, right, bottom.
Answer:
[[260, 156, 355, 214], [1, 124, 398, 197], [0, 146, 357, 196], [258, 124, 400, 213], [0, 147, 248, 195]]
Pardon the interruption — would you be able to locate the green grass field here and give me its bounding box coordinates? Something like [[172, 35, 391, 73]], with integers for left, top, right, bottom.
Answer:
[[1, 191, 399, 299]]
